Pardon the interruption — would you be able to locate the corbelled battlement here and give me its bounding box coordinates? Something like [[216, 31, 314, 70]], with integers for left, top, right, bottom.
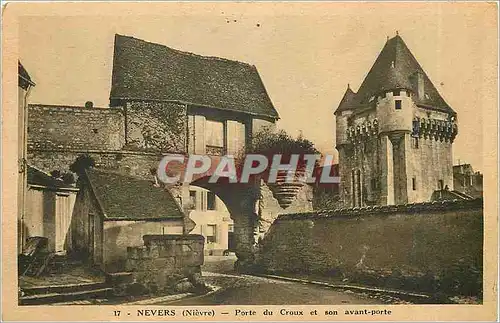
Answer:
[[416, 118, 458, 142]]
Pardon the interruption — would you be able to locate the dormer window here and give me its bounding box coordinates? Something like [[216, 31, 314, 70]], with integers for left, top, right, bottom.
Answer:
[[393, 89, 400, 96]]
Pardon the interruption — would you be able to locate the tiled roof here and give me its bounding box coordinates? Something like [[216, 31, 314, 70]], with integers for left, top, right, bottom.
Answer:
[[110, 34, 279, 119], [27, 165, 74, 189], [85, 168, 184, 220], [19, 61, 35, 90], [336, 35, 455, 115]]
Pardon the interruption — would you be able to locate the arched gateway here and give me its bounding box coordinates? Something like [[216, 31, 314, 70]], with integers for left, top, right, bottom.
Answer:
[[23, 34, 314, 274]]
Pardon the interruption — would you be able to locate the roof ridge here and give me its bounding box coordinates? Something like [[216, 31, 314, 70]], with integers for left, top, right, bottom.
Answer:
[[115, 34, 255, 68]]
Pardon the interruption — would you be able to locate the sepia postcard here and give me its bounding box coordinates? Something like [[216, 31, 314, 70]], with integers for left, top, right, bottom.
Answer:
[[2, 1, 498, 321]]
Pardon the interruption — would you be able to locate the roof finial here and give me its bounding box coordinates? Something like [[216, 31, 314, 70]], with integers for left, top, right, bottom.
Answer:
[[387, 35, 389, 41], [396, 30, 399, 36], [347, 83, 350, 89]]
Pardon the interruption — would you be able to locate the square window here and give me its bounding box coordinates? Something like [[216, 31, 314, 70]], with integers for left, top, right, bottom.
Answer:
[[395, 100, 402, 110], [393, 90, 400, 96]]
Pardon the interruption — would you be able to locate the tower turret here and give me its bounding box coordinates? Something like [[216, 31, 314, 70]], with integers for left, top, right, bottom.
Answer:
[[335, 84, 356, 147], [334, 33, 458, 207]]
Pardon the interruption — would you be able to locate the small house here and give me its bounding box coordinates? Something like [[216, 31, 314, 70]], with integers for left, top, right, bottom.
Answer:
[[72, 168, 187, 272]]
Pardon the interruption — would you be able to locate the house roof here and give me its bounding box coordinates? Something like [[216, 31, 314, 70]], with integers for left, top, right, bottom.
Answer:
[[27, 165, 75, 190], [19, 61, 35, 90], [336, 35, 455, 115], [85, 168, 184, 221], [110, 34, 279, 119]]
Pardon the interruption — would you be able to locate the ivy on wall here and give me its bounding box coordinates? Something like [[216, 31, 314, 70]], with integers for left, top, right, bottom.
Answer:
[[127, 101, 187, 153]]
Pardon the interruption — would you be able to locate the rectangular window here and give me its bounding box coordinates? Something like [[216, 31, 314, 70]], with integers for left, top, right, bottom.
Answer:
[[393, 89, 400, 96], [189, 190, 197, 210], [205, 119, 225, 155], [228, 224, 234, 232], [412, 177, 417, 191], [207, 191, 216, 210], [206, 224, 217, 243], [395, 100, 402, 110], [438, 179, 444, 190]]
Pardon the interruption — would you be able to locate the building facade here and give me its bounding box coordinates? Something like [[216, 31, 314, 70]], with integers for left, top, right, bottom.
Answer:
[[453, 163, 483, 198], [335, 35, 458, 207], [187, 186, 234, 256], [26, 34, 309, 269]]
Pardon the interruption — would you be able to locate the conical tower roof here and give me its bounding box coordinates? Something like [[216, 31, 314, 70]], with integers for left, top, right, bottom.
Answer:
[[338, 35, 455, 115], [335, 84, 356, 115]]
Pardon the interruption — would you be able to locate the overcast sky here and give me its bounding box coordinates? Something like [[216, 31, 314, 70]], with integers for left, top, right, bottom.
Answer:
[[19, 2, 497, 172]]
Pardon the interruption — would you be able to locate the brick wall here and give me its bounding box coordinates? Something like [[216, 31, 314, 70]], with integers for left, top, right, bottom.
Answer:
[[257, 199, 483, 297], [28, 104, 125, 151]]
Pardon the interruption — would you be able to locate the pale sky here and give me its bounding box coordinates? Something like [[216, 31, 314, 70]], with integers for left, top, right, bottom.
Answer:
[[18, 2, 497, 172]]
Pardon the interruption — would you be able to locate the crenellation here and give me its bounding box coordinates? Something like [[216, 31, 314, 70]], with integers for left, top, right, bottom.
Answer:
[[335, 35, 458, 207]]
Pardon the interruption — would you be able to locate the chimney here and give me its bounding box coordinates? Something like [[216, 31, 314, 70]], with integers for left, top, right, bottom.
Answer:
[[417, 72, 425, 100], [85, 101, 94, 108]]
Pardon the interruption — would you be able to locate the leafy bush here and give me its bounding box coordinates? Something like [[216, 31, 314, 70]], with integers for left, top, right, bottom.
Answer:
[[69, 154, 96, 174]]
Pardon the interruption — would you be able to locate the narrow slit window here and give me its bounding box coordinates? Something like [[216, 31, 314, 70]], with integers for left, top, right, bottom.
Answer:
[[412, 177, 417, 191], [395, 100, 402, 110]]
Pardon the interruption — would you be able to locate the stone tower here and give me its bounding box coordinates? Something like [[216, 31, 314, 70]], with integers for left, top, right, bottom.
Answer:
[[335, 34, 458, 207]]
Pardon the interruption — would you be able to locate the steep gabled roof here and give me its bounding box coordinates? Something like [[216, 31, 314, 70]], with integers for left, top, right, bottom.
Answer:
[[27, 165, 75, 189], [338, 35, 455, 115], [85, 168, 184, 221], [110, 34, 279, 119]]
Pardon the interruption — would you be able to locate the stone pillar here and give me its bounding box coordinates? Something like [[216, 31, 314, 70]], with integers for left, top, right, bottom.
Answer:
[[207, 182, 260, 272], [379, 135, 394, 205], [390, 133, 408, 205]]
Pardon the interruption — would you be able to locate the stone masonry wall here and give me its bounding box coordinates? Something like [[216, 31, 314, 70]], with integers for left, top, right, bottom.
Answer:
[[28, 104, 125, 151], [257, 199, 483, 297], [125, 101, 187, 154], [125, 235, 204, 295]]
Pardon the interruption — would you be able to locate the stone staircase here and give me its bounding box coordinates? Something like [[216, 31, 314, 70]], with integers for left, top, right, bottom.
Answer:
[[19, 281, 113, 305], [19, 256, 113, 305]]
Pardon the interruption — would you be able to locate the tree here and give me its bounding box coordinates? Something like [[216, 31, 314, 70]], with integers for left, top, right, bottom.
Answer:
[[69, 154, 96, 174]]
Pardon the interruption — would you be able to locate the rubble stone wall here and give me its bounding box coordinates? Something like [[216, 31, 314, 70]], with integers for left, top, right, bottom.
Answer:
[[125, 235, 204, 294], [257, 199, 483, 297]]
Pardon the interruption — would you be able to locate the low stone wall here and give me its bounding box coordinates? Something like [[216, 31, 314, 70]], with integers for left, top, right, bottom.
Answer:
[[257, 199, 483, 298], [124, 234, 205, 295]]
